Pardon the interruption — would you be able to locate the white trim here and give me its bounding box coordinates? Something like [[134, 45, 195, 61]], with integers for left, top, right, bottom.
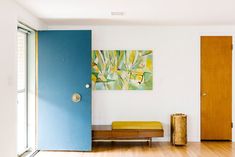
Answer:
[[17, 147, 30, 157]]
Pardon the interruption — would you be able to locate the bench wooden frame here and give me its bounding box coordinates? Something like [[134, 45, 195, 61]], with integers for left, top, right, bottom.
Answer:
[[92, 125, 164, 146]]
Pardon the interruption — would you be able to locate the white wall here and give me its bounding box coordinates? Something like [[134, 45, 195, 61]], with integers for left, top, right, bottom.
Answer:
[[0, 1, 46, 156], [48, 25, 235, 142]]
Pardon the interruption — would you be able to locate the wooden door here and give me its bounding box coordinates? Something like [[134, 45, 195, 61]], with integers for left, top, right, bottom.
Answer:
[[201, 36, 232, 140]]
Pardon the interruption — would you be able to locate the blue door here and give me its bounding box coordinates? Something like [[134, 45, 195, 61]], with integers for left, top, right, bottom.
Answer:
[[38, 30, 92, 151]]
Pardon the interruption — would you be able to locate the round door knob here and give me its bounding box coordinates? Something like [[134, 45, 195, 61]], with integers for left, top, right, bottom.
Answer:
[[72, 93, 81, 103], [85, 84, 90, 88]]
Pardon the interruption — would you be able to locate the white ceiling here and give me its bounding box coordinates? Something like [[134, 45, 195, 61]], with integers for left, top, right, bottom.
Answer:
[[16, 0, 235, 25]]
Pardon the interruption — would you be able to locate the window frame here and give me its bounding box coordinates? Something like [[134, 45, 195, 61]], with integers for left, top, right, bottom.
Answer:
[[17, 22, 38, 157]]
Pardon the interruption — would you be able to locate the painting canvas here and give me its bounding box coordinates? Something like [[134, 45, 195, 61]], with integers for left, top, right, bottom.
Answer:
[[92, 50, 153, 90]]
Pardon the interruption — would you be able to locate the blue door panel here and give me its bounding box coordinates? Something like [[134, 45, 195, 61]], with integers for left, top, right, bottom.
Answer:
[[38, 30, 91, 151]]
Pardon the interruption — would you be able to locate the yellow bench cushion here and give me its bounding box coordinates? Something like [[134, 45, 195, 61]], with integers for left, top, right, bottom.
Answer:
[[112, 121, 163, 130]]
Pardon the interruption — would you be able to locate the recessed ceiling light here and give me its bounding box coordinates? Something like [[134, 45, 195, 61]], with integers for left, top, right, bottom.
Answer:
[[111, 12, 124, 16]]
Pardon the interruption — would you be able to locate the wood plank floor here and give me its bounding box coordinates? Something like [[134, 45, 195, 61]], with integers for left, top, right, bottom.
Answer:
[[36, 142, 235, 157]]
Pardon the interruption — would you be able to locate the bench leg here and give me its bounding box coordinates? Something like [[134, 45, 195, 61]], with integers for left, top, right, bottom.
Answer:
[[147, 138, 152, 147]]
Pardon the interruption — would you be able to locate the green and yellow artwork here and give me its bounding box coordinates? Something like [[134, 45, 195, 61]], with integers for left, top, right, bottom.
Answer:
[[92, 50, 153, 90]]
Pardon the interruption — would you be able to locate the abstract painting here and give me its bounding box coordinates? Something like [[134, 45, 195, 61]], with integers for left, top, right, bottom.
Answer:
[[92, 50, 153, 90]]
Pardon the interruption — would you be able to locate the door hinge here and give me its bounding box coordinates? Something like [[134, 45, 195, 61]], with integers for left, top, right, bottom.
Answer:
[[232, 44, 233, 50], [232, 122, 233, 128]]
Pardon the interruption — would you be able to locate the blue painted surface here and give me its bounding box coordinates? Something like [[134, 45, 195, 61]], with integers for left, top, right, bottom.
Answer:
[[38, 30, 92, 151]]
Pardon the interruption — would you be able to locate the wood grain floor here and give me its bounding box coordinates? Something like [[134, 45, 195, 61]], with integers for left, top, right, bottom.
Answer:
[[36, 142, 235, 157]]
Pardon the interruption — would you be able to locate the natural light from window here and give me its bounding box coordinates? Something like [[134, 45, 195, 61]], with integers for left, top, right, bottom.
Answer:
[[17, 31, 28, 155]]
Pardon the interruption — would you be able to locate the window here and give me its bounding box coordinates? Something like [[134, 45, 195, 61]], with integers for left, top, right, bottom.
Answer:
[[17, 24, 36, 156], [17, 30, 28, 155]]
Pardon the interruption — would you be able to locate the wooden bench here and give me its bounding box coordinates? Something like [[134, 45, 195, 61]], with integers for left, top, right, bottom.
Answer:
[[92, 121, 164, 146]]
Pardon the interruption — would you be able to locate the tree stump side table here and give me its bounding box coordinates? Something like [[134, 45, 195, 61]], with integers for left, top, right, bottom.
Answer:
[[171, 113, 187, 145]]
